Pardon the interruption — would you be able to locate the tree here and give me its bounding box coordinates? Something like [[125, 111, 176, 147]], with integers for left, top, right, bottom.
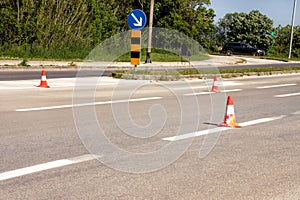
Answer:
[[88, 0, 122, 46], [273, 25, 300, 58], [0, 0, 18, 45], [0, 0, 217, 59], [154, 0, 215, 47], [216, 10, 274, 51]]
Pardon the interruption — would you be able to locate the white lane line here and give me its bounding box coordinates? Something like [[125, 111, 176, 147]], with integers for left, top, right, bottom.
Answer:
[[184, 91, 213, 96], [274, 92, 300, 98], [222, 89, 243, 92], [256, 83, 297, 89], [162, 127, 230, 141], [0, 87, 38, 90], [172, 85, 208, 91], [16, 97, 163, 112], [0, 154, 99, 181], [292, 111, 300, 115], [184, 89, 242, 96], [173, 81, 243, 91], [238, 115, 286, 126], [162, 115, 286, 141]]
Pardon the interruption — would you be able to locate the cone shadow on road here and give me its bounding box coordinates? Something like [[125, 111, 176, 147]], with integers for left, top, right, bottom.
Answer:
[[203, 122, 219, 127]]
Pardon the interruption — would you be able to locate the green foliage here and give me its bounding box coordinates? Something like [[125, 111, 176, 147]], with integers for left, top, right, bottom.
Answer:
[[216, 10, 274, 51], [0, 0, 92, 59], [155, 0, 215, 48], [18, 59, 29, 67], [0, 1, 17, 44], [179, 66, 300, 75], [271, 25, 300, 58], [1, 1, 299, 60], [88, 0, 122, 45], [291, 26, 300, 58], [0, 0, 214, 60]]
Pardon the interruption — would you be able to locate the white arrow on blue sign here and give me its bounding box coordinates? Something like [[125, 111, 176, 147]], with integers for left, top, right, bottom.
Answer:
[[127, 9, 147, 30]]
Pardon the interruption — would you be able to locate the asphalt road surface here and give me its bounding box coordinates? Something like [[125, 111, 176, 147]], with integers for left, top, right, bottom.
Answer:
[[1, 74, 299, 199], [0, 62, 300, 81]]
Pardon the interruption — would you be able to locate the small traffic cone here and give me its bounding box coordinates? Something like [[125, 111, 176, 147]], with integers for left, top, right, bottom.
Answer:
[[37, 70, 50, 88], [210, 75, 220, 92], [219, 96, 241, 128]]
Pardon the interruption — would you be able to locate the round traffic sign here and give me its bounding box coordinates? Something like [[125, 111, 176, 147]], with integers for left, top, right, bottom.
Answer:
[[127, 9, 147, 30]]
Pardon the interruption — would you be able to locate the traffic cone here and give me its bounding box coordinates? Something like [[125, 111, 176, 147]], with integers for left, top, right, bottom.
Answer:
[[210, 75, 220, 92], [37, 70, 50, 88], [219, 96, 241, 128]]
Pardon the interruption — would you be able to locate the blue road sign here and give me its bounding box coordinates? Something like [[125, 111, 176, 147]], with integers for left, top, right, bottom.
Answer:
[[127, 9, 147, 30]]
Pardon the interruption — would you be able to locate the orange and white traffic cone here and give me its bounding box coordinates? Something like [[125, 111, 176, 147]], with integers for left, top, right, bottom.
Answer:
[[219, 96, 241, 128], [37, 70, 50, 88], [210, 75, 220, 93]]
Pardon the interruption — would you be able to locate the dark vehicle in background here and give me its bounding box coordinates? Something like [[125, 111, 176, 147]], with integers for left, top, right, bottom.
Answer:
[[220, 42, 265, 56]]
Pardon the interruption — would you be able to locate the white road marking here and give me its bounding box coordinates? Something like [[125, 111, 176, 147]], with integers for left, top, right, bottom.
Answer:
[[0, 77, 122, 90], [238, 115, 286, 126], [162, 115, 286, 141], [0, 154, 99, 181], [223, 89, 243, 92], [162, 127, 230, 141], [184, 91, 213, 96], [173, 85, 208, 91], [274, 92, 300, 98], [184, 89, 242, 96], [292, 111, 300, 115], [221, 81, 243, 86], [173, 81, 243, 91], [16, 97, 163, 112], [0, 86, 39, 90], [256, 83, 297, 89]]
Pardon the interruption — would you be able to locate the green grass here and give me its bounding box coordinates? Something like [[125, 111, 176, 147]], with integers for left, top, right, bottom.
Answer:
[[177, 66, 300, 75], [114, 49, 208, 62], [17, 59, 30, 67], [218, 66, 300, 74], [112, 66, 300, 80], [0, 43, 91, 61], [0, 44, 209, 63], [113, 69, 182, 81]]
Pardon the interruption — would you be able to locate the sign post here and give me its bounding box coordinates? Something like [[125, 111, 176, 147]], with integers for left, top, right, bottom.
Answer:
[[130, 30, 141, 66], [127, 9, 147, 67], [270, 31, 275, 57]]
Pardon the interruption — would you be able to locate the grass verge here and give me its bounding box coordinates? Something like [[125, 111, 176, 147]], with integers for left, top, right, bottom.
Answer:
[[112, 66, 300, 80]]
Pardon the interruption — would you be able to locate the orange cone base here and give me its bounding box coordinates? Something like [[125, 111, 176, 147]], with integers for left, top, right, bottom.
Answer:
[[219, 123, 242, 128], [38, 82, 50, 88], [38, 85, 50, 88], [210, 87, 220, 93]]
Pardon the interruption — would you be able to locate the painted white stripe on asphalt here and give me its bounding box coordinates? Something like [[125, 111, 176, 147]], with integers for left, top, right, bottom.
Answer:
[[184, 91, 213, 96], [0, 154, 99, 181], [162, 127, 230, 141], [256, 83, 297, 89], [238, 115, 286, 126], [292, 111, 300, 115], [221, 89, 243, 93], [173, 81, 243, 91], [274, 92, 300, 98], [0, 87, 39, 90], [162, 115, 286, 141], [16, 97, 163, 112], [184, 89, 242, 96], [0, 77, 120, 90]]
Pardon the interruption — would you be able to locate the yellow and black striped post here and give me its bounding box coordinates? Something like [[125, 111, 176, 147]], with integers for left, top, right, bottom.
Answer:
[[130, 30, 141, 66]]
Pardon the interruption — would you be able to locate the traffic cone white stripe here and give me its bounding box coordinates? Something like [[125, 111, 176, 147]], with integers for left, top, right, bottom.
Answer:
[[41, 76, 47, 81], [37, 70, 50, 88], [210, 75, 220, 92], [219, 96, 241, 128]]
